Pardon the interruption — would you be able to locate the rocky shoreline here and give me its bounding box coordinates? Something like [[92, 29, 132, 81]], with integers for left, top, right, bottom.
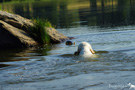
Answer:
[[0, 11, 69, 49]]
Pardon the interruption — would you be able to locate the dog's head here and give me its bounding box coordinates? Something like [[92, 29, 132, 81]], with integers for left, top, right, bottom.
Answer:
[[74, 42, 95, 55]]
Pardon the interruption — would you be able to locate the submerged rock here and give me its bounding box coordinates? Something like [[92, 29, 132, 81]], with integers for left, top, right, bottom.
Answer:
[[0, 11, 69, 49]]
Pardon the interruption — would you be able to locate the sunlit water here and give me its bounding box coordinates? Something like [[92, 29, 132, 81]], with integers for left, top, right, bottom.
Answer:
[[1, 0, 135, 90]]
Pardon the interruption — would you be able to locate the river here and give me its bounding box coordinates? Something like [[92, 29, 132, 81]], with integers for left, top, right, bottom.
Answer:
[[0, 0, 135, 90]]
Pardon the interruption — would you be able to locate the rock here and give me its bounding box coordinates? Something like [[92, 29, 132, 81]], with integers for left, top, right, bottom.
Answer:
[[46, 27, 68, 43], [0, 11, 33, 32], [0, 11, 70, 49], [0, 20, 38, 49]]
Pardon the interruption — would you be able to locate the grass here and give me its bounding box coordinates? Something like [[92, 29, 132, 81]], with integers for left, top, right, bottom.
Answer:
[[30, 19, 52, 44], [0, 5, 2, 10]]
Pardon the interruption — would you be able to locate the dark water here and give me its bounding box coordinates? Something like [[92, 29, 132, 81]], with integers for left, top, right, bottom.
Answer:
[[1, 0, 135, 28], [1, 0, 135, 90]]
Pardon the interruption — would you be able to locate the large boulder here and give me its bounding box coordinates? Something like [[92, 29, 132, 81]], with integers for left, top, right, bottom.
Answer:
[[0, 20, 38, 49], [0, 11, 69, 49], [0, 11, 33, 32], [46, 27, 68, 43]]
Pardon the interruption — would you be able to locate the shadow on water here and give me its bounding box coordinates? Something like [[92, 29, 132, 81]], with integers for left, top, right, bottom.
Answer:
[[0, 64, 10, 68], [0, 45, 54, 61], [0, 45, 53, 69]]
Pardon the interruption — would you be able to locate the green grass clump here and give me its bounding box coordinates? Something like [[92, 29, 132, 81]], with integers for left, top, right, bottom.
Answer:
[[30, 19, 52, 44]]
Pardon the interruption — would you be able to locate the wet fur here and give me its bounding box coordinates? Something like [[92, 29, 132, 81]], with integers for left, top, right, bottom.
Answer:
[[74, 42, 95, 57]]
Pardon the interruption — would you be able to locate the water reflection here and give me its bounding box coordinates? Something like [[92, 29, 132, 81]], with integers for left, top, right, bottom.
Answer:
[[0, 64, 10, 68], [0, 46, 51, 62], [1, 0, 135, 28]]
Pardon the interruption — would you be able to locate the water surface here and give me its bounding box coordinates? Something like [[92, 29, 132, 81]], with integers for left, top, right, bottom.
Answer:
[[1, 0, 135, 90]]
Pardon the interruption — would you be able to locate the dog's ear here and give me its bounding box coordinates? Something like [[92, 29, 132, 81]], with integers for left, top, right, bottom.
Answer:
[[90, 49, 95, 54], [74, 51, 79, 55], [74, 47, 81, 55]]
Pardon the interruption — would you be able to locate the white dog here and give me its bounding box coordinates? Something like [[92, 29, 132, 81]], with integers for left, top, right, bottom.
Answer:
[[74, 42, 95, 57], [128, 83, 135, 89]]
